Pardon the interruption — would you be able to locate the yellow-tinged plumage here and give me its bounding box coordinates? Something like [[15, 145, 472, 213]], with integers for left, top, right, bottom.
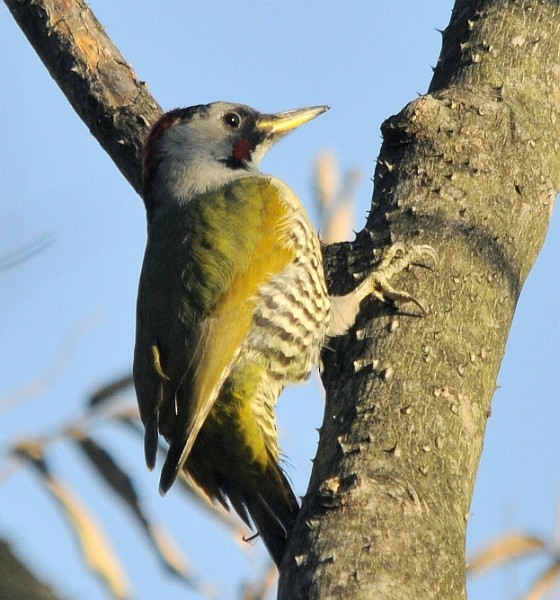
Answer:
[[161, 178, 297, 482], [134, 102, 331, 566]]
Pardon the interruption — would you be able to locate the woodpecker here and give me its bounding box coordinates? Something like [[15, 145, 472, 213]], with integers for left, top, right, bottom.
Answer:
[[134, 101, 433, 567]]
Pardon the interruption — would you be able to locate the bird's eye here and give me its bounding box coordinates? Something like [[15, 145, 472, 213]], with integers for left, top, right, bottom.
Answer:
[[223, 112, 241, 128]]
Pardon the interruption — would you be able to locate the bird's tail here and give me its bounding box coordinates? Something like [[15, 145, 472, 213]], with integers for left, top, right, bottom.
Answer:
[[243, 457, 299, 567]]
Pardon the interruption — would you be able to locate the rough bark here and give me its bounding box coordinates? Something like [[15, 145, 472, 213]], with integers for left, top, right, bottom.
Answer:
[[5, 0, 560, 598], [279, 1, 560, 598]]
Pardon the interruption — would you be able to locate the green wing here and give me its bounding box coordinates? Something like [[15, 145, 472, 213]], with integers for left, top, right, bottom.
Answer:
[[133, 176, 296, 492]]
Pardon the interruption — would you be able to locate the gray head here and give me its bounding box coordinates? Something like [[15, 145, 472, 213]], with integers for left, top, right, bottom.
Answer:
[[142, 101, 328, 211]]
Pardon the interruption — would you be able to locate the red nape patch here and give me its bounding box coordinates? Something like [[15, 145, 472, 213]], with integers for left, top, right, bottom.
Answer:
[[142, 110, 183, 179], [233, 138, 251, 162]]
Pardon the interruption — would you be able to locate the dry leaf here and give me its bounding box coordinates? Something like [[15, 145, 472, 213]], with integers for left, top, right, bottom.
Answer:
[[469, 532, 546, 574], [524, 561, 560, 600], [15, 443, 130, 600]]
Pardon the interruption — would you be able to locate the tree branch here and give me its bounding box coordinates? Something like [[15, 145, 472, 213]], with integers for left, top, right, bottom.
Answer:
[[4, 0, 161, 194]]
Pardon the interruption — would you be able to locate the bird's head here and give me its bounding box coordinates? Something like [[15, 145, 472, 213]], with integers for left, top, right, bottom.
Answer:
[[142, 101, 329, 210]]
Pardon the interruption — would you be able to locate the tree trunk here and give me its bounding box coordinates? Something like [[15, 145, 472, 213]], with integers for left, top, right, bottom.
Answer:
[[5, 0, 560, 598], [279, 1, 560, 598]]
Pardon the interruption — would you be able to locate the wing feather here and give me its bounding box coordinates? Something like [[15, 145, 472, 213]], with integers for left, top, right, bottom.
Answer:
[[157, 177, 296, 493]]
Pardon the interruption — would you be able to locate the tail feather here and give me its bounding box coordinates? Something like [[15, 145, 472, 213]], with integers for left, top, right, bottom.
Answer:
[[179, 433, 299, 566], [244, 460, 299, 567], [245, 498, 290, 567], [226, 489, 253, 530]]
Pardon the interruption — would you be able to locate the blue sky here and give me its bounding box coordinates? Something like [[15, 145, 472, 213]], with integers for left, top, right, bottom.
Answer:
[[1, 2, 559, 599]]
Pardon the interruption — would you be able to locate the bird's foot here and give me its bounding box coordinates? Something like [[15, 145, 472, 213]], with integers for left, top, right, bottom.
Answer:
[[327, 242, 436, 337], [354, 242, 437, 315]]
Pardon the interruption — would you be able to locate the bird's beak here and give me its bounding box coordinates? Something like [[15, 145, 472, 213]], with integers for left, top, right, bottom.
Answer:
[[257, 105, 329, 136]]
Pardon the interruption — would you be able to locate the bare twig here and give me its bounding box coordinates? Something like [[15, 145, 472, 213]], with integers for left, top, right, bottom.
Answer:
[[0, 235, 54, 272], [313, 152, 360, 243]]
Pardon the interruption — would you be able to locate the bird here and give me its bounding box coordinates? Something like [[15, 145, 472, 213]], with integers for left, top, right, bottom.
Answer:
[[134, 101, 332, 566], [133, 101, 435, 567]]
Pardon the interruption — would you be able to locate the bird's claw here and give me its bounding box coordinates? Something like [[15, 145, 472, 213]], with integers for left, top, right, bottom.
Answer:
[[357, 242, 437, 315]]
